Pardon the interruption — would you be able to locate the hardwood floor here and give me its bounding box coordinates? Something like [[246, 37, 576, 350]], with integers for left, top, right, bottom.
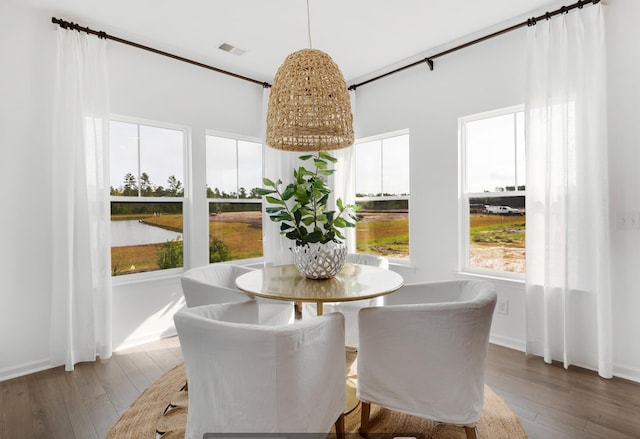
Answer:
[[1, 339, 639, 438]]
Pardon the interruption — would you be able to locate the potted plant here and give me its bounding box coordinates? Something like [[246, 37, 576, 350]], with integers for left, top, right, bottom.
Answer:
[[256, 151, 360, 279]]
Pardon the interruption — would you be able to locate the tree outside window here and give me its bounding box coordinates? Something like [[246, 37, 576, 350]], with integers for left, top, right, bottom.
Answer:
[[205, 133, 263, 262], [109, 119, 186, 276]]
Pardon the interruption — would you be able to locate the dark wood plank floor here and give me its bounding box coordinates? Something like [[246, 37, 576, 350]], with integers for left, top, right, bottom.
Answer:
[[1, 339, 639, 439]]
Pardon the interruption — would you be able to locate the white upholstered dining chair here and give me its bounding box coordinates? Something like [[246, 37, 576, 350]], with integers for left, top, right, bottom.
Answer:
[[174, 301, 346, 439], [357, 280, 497, 439], [302, 253, 389, 349], [180, 263, 294, 325]]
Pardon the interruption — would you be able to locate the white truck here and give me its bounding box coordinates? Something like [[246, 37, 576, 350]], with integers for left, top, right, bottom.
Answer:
[[484, 205, 523, 215]]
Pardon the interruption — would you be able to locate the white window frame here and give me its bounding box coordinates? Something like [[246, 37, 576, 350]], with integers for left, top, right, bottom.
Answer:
[[110, 115, 190, 281], [354, 129, 411, 264], [458, 105, 525, 280]]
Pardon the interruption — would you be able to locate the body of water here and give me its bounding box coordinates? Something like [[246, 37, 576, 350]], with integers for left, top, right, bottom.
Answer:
[[111, 220, 181, 247]]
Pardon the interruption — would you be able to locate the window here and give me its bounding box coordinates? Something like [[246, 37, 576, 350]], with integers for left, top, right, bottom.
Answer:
[[206, 133, 263, 262], [354, 131, 410, 261], [460, 106, 525, 275], [109, 118, 186, 276]]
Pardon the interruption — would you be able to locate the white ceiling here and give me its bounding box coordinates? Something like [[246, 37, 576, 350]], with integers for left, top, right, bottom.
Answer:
[[29, 0, 566, 84]]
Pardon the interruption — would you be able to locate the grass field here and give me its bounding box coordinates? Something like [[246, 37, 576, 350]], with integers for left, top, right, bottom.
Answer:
[[470, 214, 525, 247], [469, 213, 525, 273], [356, 217, 409, 258], [112, 212, 525, 275], [209, 222, 263, 260], [111, 242, 168, 275], [111, 211, 410, 275]]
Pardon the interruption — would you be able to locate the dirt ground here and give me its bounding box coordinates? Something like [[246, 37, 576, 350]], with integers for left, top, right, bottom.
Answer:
[[469, 244, 525, 273], [209, 211, 261, 225]]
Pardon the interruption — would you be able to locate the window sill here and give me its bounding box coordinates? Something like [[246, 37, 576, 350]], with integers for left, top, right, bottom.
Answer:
[[112, 267, 183, 286], [455, 270, 525, 287]]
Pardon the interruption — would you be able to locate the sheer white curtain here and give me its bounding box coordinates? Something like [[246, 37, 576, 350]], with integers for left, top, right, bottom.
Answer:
[[332, 90, 357, 253], [51, 29, 112, 371], [260, 88, 356, 264], [524, 4, 612, 378], [261, 87, 297, 265]]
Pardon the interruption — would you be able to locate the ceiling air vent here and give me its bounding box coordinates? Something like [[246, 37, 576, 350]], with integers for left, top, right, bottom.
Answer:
[[218, 42, 245, 56]]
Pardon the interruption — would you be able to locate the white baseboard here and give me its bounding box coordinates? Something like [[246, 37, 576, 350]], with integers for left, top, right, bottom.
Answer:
[[0, 358, 54, 382], [113, 329, 178, 352], [490, 334, 526, 352], [489, 336, 640, 384], [613, 363, 640, 384], [1, 330, 179, 382]]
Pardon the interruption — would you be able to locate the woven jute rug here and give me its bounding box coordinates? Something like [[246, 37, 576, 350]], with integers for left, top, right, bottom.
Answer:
[[107, 361, 527, 439]]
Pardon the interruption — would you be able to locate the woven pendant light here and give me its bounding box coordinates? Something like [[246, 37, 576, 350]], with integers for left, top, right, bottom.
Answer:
[[266, 3, 353, 151]]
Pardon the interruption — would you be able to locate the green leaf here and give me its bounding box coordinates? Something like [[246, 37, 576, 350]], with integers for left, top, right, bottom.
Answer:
[[336, 198, 344, 210], [299, 155, 314, 161], [265, 196, 285, 206], [319, 151, 338, 163], [314, 159, 327, 170], [272, 213, 292, 222], [281, 184, 296, 200], [254, 188, 275, 196], [262, 177, 276, 187], [306, 231, 323, 243], [295, 186, 310, 204], [301, 217, 315, 226], [319, 169, 334, 176], [285, 230, 300, 240], [333, 217, 347, 228], [314, 193, 326, 207], [280, 223, 293, 231], [266, 207, 284, 214]]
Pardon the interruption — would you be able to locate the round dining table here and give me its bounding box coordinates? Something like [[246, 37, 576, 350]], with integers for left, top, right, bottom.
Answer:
[[235, 262, 404, 316]]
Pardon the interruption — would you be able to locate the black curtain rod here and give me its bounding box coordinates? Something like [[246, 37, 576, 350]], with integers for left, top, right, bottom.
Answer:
[[51, 17, 271, 88], [348, 0, 600, 91]]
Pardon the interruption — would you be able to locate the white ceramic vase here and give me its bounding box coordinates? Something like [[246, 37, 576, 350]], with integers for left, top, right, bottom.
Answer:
[[292, 241, 347, 279]]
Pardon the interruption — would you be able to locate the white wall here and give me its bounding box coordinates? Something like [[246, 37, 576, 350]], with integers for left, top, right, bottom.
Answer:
[[605, 0, 640, 381], [354, 0, 640, 381], [0, 2, 57, 379], [0, 0, 262, 379], [1, 0, 639, 383]]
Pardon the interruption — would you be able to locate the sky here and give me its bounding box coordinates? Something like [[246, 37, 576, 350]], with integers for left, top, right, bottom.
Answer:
[[465, 111, 525, 193], [110, 121, 412, 197], [110, 120, 184, 190], [205, 135, 262, 194], [355, 134, 410, 196]]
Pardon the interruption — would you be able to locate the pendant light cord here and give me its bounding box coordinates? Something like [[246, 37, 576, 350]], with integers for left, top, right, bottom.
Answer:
[[307, 0, 313, 48]]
